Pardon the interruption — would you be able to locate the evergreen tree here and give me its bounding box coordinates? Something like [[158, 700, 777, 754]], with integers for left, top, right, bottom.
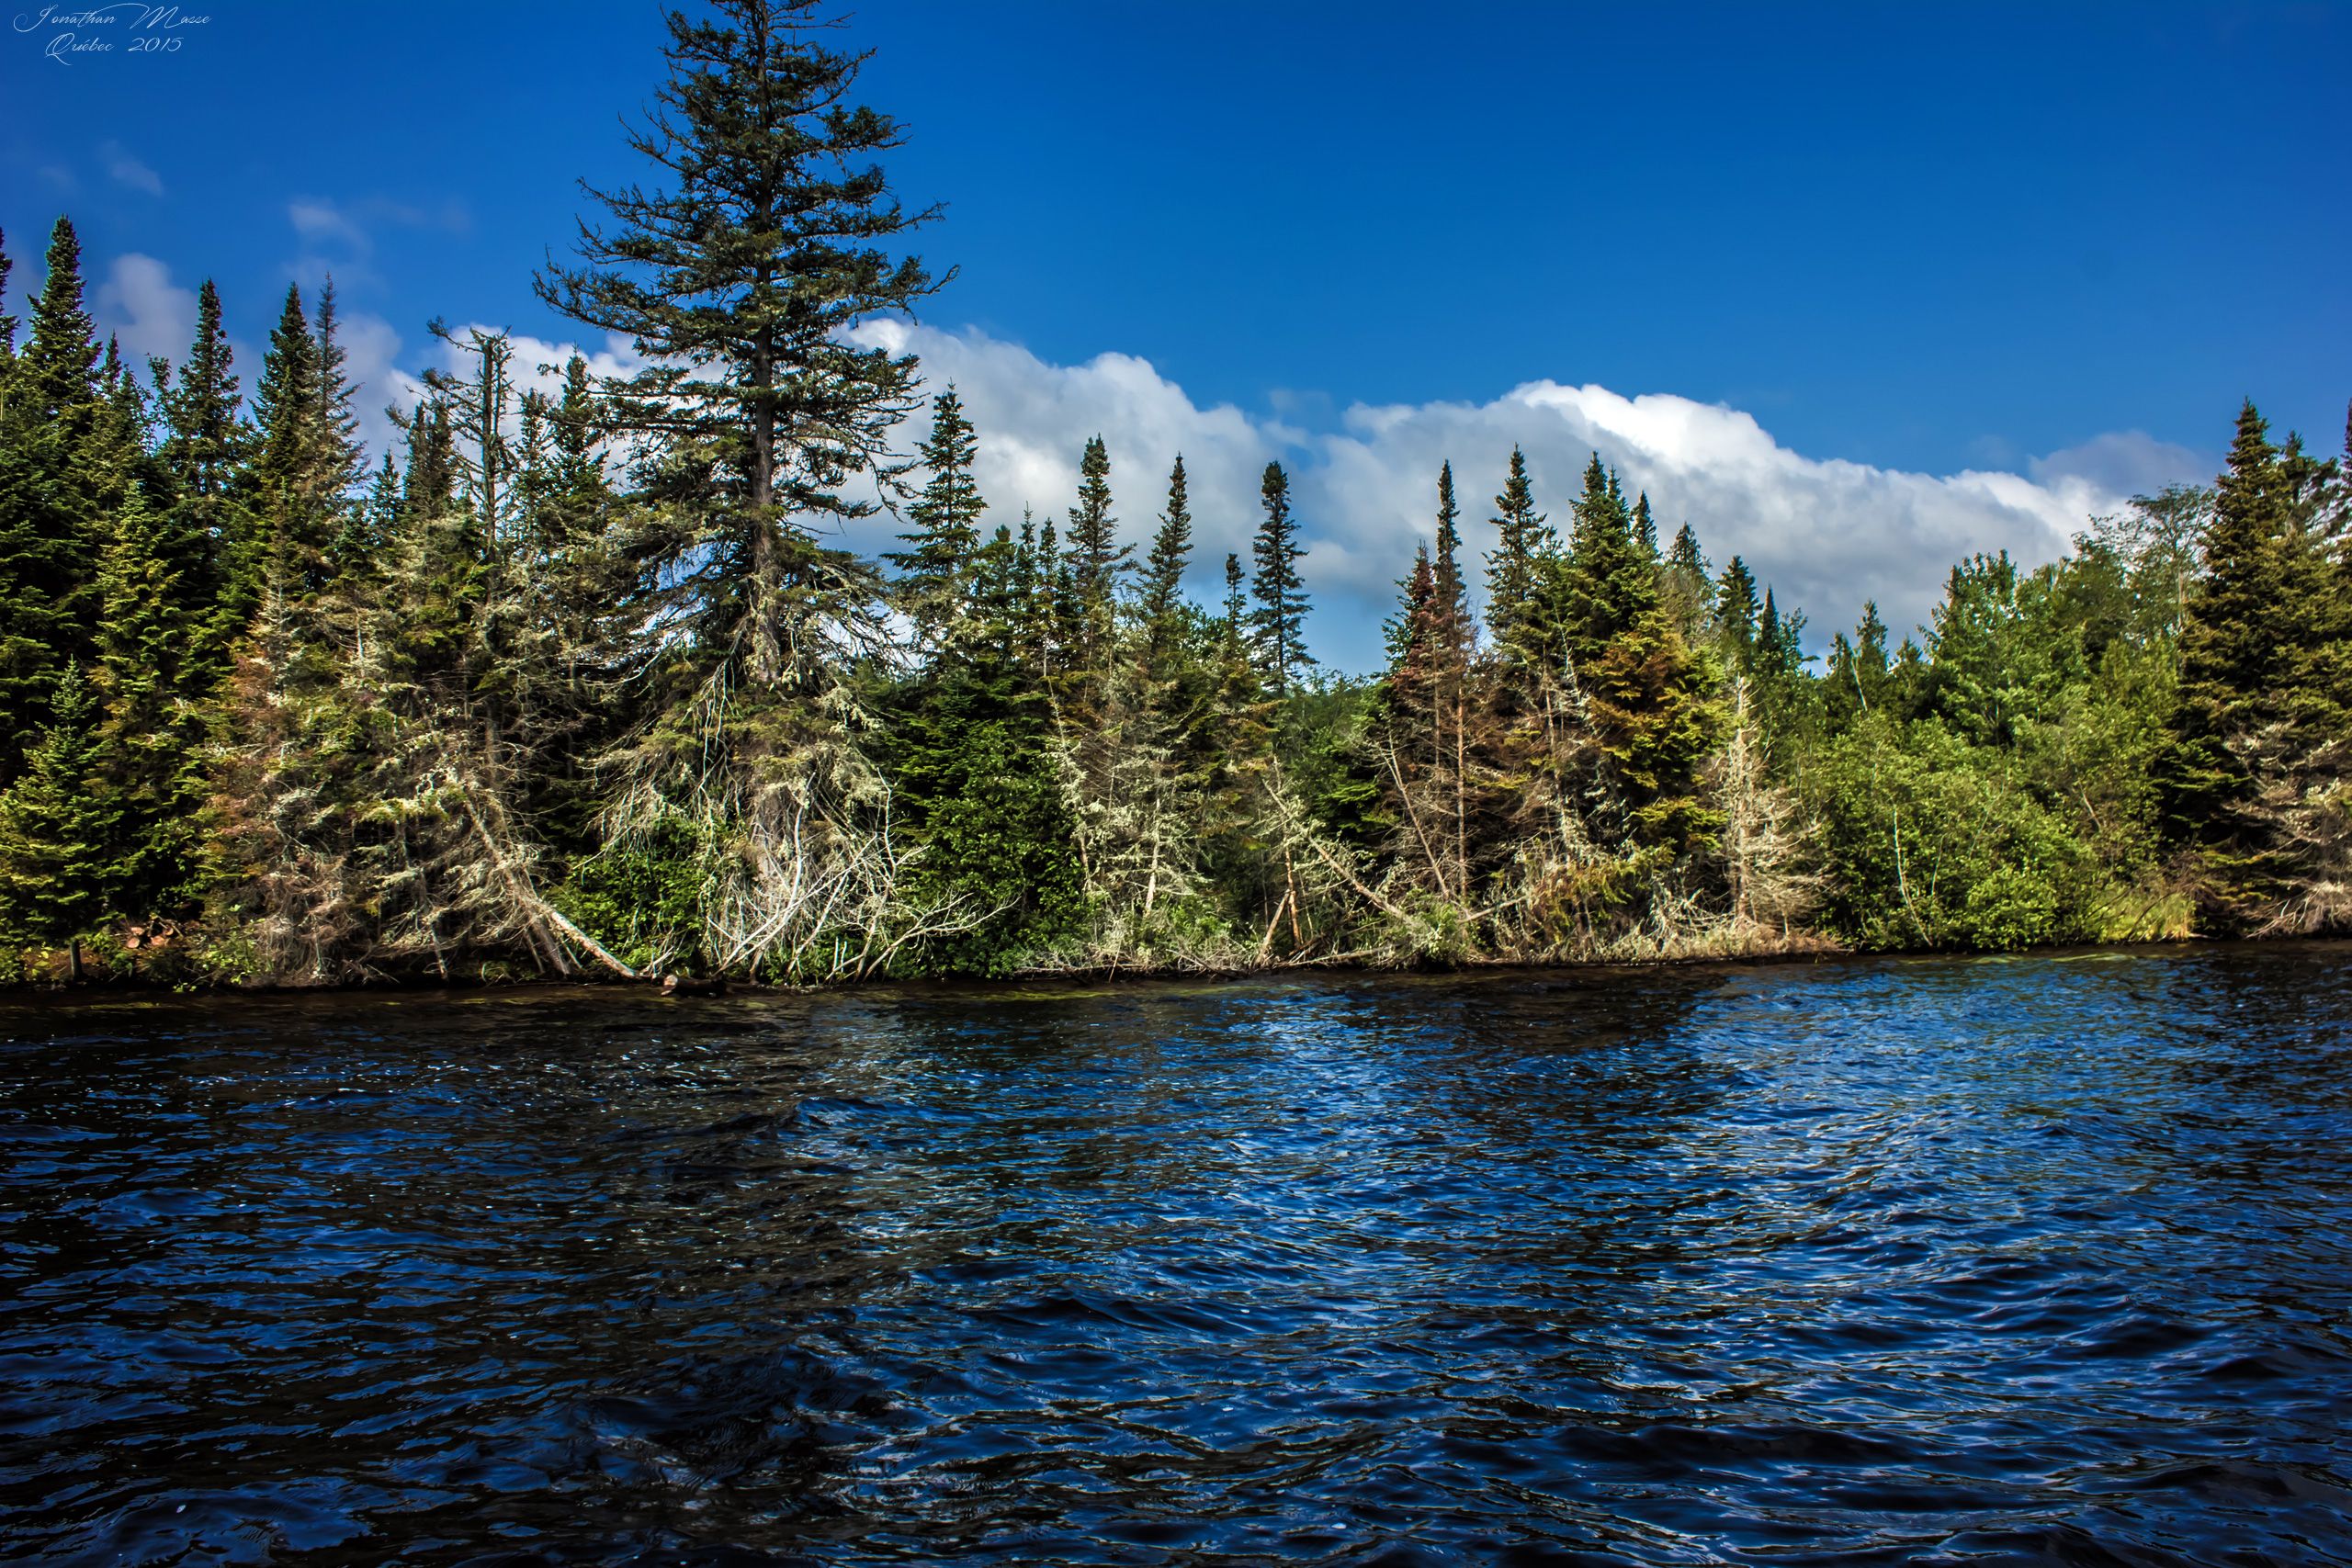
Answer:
[[1062, 433, 1127, 670], [311, 277, 367, 506], [1249, 460, 1314, 694], [0, 665, 111, 976], [153, 278, 248, 678], [92, 491, 205, 919], [536, 0, 943, 691], [0, 227, 16, 368], [1713, 555, 1760, 654], [885, 386, 986, 657], [1486, 444, 1552, 662], [2165, 401, 2352, 930], [1662, 521, 1711, 639], [1431, 460, 1471, 660], [1138, 454, 1193, 671], [238, 283, 332, 612], [0, 219, 107, 781], [1556, 454, 1655, 672]]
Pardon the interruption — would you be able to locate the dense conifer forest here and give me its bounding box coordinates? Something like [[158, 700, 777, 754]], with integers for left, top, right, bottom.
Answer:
[[2, 1, 2346, 987]]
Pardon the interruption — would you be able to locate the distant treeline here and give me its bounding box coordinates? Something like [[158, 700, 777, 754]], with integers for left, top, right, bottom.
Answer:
[[2, 1, 2346, 987]]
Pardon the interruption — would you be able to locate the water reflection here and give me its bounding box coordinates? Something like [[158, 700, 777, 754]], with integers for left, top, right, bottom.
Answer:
[[2, 945, 2349, 1563]]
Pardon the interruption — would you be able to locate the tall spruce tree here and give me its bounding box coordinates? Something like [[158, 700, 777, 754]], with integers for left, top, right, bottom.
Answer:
[[1556, 454, 1654, 672], [1250, 460, 1313, 694], [1063, 434, 1126, 670], [535, 0, 944, 691], [0, 664, 111, 976], [1138, 454, 1193, 672], [154, 278, 248, 679], [885, 386, 986, 657], [92, 491, 205, 919], [2165, 400, 2352, 929], [1486, 445, 1552, 662], [238, 284, 328, 613], [0, 219, 107, 780]]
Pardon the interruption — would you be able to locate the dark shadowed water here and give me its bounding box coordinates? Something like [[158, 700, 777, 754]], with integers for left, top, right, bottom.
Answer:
[[3, 945, 2351, 1566]]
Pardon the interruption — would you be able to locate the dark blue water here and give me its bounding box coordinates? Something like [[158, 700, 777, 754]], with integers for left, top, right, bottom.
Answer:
[[3, 945, 2350, 1566]]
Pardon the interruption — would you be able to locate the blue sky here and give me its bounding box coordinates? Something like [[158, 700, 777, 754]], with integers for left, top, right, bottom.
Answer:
[[5, 2, 2347, 669]]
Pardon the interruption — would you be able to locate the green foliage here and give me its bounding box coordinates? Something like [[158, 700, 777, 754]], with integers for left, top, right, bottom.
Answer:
[[551, 815, 715, 975], [0, 28, 2338, 987], [1249, 461, 1314, 694], [0, 666, 113, 953], [908, 720, 1087, 976], [0, 219, 109, 783], [1809, 714, 2099, 951]]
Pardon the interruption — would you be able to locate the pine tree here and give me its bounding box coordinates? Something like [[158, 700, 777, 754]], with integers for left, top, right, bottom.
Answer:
[[885, 386, 986, 657], [1486, 444, 1552, 662], [154, 278, 249, 680], [1662, 521, 1710, 639], [1062, 434, 1127, 671], [1713, 555, 1759, 655], [1138, 454, 1193, 672], [92, 491, 205, 919], [2165, 400, 2352, 930], [237, 283, 329, 616], [311, 277, 366, 508], [0, 219, 107, 782], [535, 0, 943, 692], [0, 227, 16, 370], [1250, 460, 1314, 694], [1431, 460, 1471, 661], [534, 0, 949, 980], [0, 664, 112, 976], [1556, 454, 1655, 673]]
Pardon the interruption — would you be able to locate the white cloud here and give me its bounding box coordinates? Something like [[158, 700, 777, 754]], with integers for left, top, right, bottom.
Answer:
[[335, 309, 409, 471], [851, 320, 1276, 592], [333, 314, 2144, 672], [94, 253, 196, 368], [846, 321, 2145, 670], [100, 141, 162, 197], [2030, 430, 2210, 500]]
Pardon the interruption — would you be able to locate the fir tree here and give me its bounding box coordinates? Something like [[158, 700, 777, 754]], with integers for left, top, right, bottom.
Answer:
[[0, 218, 107, 780], [1486, 444, 1552, 662], [1662, 521, 1711, 639], [1062, 433, 1127, 670], [885, 386, 986, 656], [0, 227, 15, 367], [238, 283, 332, 612], [1713, 555, 1760, 655], [154, 278, 248, 677], [0, 664, 111, 976], [311, 277, 366, 504], [2165, 401, 2352, 930], [1138, 454, 1193, 672], [536, 0, 944, 690], [1250, 460, 1314, 694], [1556, 454, 1655, 672], [92, 492, 205, 919]]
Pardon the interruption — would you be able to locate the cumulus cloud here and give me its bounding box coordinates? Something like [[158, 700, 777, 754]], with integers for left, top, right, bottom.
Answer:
[[336, 309, 411, 468], [848, 321, 2143, 671], [100, 141, 163, 196], [94, 253, 197, 368], [332, 313, 2145, 672]]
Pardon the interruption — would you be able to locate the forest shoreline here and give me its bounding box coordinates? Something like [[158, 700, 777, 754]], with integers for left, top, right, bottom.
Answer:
[[14, 930, 2324, 1002], [4, 4, 2345, 995]]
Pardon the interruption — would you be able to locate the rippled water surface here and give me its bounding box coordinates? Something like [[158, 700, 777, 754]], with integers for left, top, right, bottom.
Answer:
[[5, 946, 2352, 1565]]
